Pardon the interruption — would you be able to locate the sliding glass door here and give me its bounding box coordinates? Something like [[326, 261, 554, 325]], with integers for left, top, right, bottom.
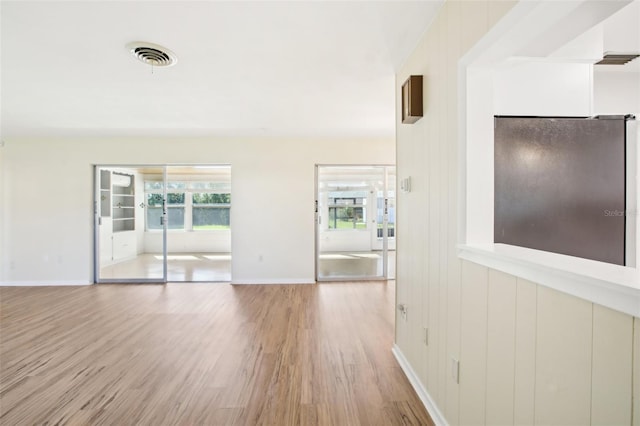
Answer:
[[315, 165, 396, 281], [94, 164, 232, 283], [95, 165, 167, 283]]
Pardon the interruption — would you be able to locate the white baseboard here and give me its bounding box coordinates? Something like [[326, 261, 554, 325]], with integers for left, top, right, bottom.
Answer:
[[0, 280, 92, 286], [392, 344, 448, 426], [231, 279, 316, 285]]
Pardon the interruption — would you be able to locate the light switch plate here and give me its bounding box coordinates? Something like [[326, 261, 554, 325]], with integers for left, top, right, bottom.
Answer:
[[451, 358, 460, 384]]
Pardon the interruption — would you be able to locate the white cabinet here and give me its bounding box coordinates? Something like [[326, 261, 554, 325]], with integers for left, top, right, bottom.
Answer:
[[99, 169, 137, 265], [112, 231, 137, 262]]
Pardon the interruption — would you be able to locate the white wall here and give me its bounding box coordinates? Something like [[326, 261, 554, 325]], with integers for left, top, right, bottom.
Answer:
[[395, 1, 640, 425], [144, 231, 231, 254], [493, 62, 593, 116], [0, 1, 3, 281], [320, 231, 397, 252], [0, 136, 393, 284], [318, 230, 372, 252], [0, 143, 5, 281], [594, 70, 640, 115]]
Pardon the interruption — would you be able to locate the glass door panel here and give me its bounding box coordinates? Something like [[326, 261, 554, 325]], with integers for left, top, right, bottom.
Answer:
[[164, 165, 232, 282], [316, 165, 390, 280], [95, 165, 167, 283]]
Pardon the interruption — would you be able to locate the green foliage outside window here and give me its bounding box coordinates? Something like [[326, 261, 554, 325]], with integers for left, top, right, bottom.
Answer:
[[146, 193, 185, 206], [193, 193, 230, 229], [192, 193, 230, 204], [144, 186, 231, 231]]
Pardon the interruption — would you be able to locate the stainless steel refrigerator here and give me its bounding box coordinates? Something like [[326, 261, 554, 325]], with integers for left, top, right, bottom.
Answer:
[[494, 115, 637, 266]]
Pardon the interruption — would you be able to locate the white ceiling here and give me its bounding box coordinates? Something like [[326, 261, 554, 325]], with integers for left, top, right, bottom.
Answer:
[[0, 1, 443, 139]]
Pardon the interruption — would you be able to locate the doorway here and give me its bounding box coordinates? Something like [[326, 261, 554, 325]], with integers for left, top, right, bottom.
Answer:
[[94, 164, 232, 283], [315, 165, 396, 281]]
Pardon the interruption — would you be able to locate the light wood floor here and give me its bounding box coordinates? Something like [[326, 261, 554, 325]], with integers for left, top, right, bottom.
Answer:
[[0, 282, 433, 425]]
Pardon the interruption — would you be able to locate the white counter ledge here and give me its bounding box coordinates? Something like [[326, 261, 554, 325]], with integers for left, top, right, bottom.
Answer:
[[459, 243, 640, 318]]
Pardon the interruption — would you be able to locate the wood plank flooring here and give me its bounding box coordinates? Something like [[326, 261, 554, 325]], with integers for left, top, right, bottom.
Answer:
[[0, 282, 433, 425]]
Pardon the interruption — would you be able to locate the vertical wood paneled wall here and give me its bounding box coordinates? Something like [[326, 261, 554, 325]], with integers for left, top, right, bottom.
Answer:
[[395, 1, 639, 424]]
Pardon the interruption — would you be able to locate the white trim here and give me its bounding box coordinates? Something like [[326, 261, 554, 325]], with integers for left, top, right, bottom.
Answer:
[[231, 279, 316, 285], [457, 54, 468, 246], [392, 344, 448, 426], [0, 280, 91, 286], [459, 244, 640, 318]]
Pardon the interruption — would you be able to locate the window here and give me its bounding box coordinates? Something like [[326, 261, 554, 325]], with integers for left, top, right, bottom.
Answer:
[[144, 181, 230, 231], [192, 193, 231, 230], [166, 193, 186, 230], [145, 192, 185, 230], [327, 193, 367, 230], [146, 193, 163, 230]]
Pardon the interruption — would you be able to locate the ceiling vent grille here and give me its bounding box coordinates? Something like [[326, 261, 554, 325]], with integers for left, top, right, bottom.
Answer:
[[126, 42, 177, 67], [595, 53, 639, 65]]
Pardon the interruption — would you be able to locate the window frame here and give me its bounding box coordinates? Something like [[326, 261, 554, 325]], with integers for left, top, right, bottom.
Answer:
[[144, 181, 231, 232], [327, 196, 368, 231]]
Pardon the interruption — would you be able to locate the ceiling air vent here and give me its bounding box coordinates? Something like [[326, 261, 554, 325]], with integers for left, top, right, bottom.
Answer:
[[595, 53, 639, 65], [126, 42, 177, 67]]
